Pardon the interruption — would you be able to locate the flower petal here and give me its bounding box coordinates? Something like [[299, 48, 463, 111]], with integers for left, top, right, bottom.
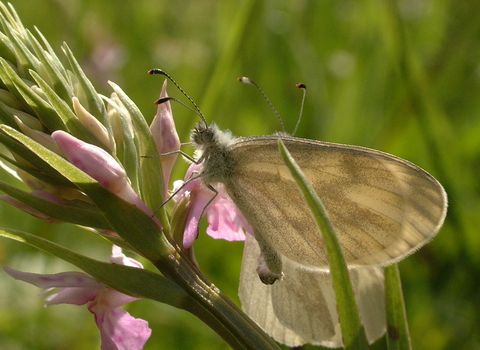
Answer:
[[110, 245, 143, 269], [206, 193, 249, 241], [45, 286, 100, 306], [3, 267, 103, 289], [89, 293, 151, 350]]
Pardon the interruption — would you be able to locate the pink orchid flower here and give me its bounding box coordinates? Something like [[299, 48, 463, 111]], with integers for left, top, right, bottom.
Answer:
[[3, 246, 151, 350], [173, 163, 252, 249]]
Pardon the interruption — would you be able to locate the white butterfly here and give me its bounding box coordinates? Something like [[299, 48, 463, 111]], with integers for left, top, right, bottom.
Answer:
[[192, 123, 447, 274], [151, 69, 447, 346], [190, 123, 446, 346]]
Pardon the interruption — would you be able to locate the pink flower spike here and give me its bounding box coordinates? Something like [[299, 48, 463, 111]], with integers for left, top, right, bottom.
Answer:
[[150, 80, 181, 198], [3, 246, 151, 350]]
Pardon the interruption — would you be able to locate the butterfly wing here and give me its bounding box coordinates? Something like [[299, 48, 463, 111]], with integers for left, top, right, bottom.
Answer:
[[224, 136, 447, 270], [239, 234, 386, 347]]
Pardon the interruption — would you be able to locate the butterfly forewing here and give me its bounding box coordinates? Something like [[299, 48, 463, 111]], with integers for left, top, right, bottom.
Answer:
[[225, 136, 447, 270]]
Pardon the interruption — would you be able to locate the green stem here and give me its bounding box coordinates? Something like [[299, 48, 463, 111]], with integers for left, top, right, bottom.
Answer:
[[154, 251, 282, 350], [385, 264, 412, 350]]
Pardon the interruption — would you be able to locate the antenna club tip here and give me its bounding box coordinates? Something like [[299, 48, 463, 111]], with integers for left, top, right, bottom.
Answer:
[[148, 68, 166, 76], [155, 97, 171, 105], [238, 77, 254, 85], [296, 83, 306, 89]]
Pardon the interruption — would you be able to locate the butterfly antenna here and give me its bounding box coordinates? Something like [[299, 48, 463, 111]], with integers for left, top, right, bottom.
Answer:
[[238, 77, 286, 133], [292, 83, 306, 136], [149, 69, 208, 126]]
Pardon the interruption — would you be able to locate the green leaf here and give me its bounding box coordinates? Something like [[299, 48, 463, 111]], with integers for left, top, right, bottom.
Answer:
[[0, 99, 19, 129], [0, 126, 74, 187], [29, 70, 104, 148], [0, 228, 188, 306], [0, 14, 40, 78], [0, 58, 65, 130], [0, 31, 16, 66], [0, 151, 74, 188], [109, 82, 169, 228], [26, 30, 73, 105], [62, 44, 111, 133], [102, 95, 140, 193], [277, 139, 370, 350], [385, 264, 412, 350], [0, 124, 173, 262], [0, 180, 113, 230]]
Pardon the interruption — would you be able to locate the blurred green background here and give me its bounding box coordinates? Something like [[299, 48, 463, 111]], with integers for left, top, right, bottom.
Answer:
[[0, 0, 478, 349]]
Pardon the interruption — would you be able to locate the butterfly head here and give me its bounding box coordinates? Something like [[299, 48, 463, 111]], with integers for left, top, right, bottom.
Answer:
[[191, 123, 236, 152], [191, 122, 215, 150]]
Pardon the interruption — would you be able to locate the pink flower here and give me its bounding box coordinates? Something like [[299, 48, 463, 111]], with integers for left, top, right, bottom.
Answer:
[[149, 80, 180, 198], [3, 246, 151, 350], [174, 163, 252, 248], [51, 131, 158, 222]]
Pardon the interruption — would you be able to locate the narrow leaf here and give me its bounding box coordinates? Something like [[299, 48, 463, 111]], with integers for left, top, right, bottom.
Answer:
[[26, 30, 73, 104], [1, 124, 172, 262], [0, 58, 65, 130], [109, 82, 167, 226], [0, 180, 112, 230], [29, 70, 103, 148], [62, 44, 111, 132], [0, 228, 187, 306]]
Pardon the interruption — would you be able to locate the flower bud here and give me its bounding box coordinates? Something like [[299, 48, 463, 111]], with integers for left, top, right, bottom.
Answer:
[[14, 116, 62, 155], [72, 97, 115, 153], [150, 80, 180, 195], [51, 131, 158, 222]]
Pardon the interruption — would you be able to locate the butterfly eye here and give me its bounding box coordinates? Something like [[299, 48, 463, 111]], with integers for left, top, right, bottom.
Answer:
[[201, 128, 214, 143], [192, 123, 214, 146]]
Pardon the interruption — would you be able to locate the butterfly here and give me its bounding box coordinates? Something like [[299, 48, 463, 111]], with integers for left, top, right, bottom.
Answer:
[[150, 69, 447, 346]]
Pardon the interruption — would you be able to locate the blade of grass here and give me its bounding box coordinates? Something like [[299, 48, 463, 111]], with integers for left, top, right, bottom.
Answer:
[[385, 264, 412, 350], [277, 139, 370, 350]]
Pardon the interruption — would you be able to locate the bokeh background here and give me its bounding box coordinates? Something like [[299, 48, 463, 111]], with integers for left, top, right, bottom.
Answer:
[[0, 0, 478, 349]]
